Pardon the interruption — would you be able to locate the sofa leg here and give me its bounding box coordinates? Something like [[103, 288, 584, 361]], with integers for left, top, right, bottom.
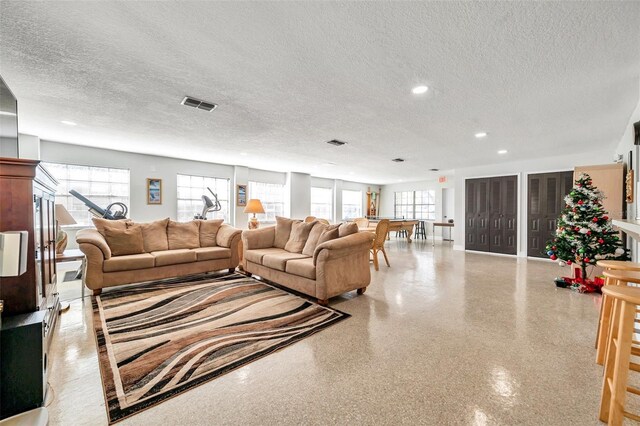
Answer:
[[245, 272, 252, 277], [92, 289, 102, 296], [357, 287, 367, 295], [317, 299, 328, 306], [228, 268, 236, 274]]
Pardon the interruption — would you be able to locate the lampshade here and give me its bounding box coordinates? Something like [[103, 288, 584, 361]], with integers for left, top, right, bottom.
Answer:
[[243, 199, 265, 214], [55, 204, 77, 226]]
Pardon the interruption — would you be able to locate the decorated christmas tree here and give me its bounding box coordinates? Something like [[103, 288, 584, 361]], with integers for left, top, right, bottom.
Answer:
[[546, 173, 628, 292]]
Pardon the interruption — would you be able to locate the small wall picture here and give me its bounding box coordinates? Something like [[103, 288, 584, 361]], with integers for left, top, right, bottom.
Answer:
[[147, 178, 162, 204], [237, 184, 247, 207]]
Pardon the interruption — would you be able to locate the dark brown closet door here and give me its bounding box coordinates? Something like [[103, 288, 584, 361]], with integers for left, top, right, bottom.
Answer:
[[465, 175, 517, 254], [490, 175, 517, 255], [527, 171, 573, 257], [465, 178, 490, 252]]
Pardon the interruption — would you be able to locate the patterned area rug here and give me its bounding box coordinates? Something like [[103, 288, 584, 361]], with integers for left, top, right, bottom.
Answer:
[[92, 273, 349, 423]]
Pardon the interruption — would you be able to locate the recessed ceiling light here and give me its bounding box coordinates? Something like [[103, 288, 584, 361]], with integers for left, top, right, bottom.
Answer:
[[61, 120, 77, 126], [239, 152, 248, 156], [412, 85, 429, 95], [498, 149, 508, 155], [322, 162, 337, 166], [398, 179, 403, 182], [475, 132, 487, 138], [349, 172, 355, 175], [0, 111, 16, 117]]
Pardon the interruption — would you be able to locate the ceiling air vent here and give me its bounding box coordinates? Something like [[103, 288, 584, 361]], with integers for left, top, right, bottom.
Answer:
[[392, 158, 405, 162], [429, 168, 439, 171], [326, 139, 347, 147], [181, 96, 218, 112]]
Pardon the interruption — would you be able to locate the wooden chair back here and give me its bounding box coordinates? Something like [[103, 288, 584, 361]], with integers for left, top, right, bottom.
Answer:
[[354, 217, 370, 229], [373, 219, 390, 248]]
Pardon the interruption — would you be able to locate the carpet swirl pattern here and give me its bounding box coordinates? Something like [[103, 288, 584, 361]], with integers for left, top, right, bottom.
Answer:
[[92, 273, 349, 423]]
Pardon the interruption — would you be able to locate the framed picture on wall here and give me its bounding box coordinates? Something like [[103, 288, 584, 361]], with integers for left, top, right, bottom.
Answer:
[[147, 178, 162, 205], [237, 184, 247, 207]]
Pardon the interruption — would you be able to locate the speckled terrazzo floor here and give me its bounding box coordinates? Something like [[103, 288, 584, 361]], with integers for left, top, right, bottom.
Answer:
[[47, 240, 609, 425]]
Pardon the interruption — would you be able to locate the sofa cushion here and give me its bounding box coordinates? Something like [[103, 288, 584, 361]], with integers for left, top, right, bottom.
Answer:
[[302, 223, 329, 257], [262, 252, 310, 271], [317, 225, 340, 246], [339, 222, 359, 238], [284, 221, 317, 253], [285, 257, 316, 280], [103, 226, 145, 256], [168, 220, 200, 249], [244, 248, 287, 265], [92, 217, 132, 237], [192, 247, 231, 261], [197, 219, 224, 247], [103, 253, 155, 273], [274, 216, 296, 249], [151, 249, 197, 266], [128, 218, 169, 252]]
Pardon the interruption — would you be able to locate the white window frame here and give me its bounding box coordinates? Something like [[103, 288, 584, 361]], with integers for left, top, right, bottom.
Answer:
[[341, 189, 362, 220], [394, 190, 436, 220], [248, 181, 286, 225], [42, 162, 130, 226], [177, 174, 230, 222], [310, 187, 333, 222]]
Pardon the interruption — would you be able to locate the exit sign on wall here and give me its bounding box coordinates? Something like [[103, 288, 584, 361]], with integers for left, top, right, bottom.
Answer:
[[438, 176, 447, 183]]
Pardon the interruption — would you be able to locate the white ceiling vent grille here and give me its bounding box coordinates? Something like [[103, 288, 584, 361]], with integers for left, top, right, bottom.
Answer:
[[392, 158, 405, 162], [326, 139, 347, 146], [181, 96, 218, 112]]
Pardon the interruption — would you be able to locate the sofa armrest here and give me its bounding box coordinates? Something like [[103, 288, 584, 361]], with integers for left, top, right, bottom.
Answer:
[[76, 228, 111, 259], [313, 232, 373, 265], [241, 226, 275, 250], [216, 224, 242, 248]]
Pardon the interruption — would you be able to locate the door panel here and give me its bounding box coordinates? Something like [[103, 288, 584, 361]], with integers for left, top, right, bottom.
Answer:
[[465, 176, 517, 254], [527, 171, 573, 257]]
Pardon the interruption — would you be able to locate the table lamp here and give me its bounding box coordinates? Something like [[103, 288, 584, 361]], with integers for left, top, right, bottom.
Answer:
[[243, 199, 265, 229], [55, 204, 77, 256]]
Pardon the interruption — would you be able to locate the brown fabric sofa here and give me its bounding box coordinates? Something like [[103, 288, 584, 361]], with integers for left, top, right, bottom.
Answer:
[[77, 218, 241, 295], [241, 218, 374, 305]]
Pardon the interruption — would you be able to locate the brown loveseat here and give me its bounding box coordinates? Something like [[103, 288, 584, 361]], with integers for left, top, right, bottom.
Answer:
[[77, 218, 241, 295], [242, 217, 374, 305]]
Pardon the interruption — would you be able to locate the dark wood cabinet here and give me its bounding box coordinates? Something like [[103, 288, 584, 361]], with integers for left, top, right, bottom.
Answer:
[[0, 158, 59, 342], [527, 171, 574, 258], [465, 175, 518, 255]]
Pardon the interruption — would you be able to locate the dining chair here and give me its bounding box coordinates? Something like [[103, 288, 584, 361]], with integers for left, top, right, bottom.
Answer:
[[371, 219, 390, 271], [354, 217, 370, 229]]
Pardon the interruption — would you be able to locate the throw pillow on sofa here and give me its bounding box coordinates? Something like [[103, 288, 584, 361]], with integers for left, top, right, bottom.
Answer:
[[338, 222, 359, 237], [167, 220, 200, 250], [197, 219, 224, 247], [103, 226, 145, 256], [302, 222, 329, 256], [284, 220, 317, 253], [92, 217, 132, 237], [316, 225, 340, 246], [127, 218, 169, 252], [275, 216, 297, 248]]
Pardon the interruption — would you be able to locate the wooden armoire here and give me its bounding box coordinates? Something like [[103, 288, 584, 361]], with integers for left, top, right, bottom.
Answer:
[[0, 158, 59, 336]]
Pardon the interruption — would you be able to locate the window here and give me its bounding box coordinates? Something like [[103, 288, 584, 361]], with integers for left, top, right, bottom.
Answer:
[[310, 187, 333, 221], [177, 174, 230, 222], [43, 162, 130, 226], [414, 190, 436, 220], [248, 181, 285, 224], [341, 190, 362, 220], [394, 190, 436, 220]]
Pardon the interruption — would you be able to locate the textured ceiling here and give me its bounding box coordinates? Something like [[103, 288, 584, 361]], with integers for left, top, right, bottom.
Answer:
[[1, 2, 639, 184]]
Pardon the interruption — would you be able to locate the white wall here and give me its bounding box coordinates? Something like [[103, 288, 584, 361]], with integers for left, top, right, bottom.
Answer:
[[40, 140, 376, 248], [452, 149, 615, 255], [379, 177, 455, 237], [614, 77, 640, 259]]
